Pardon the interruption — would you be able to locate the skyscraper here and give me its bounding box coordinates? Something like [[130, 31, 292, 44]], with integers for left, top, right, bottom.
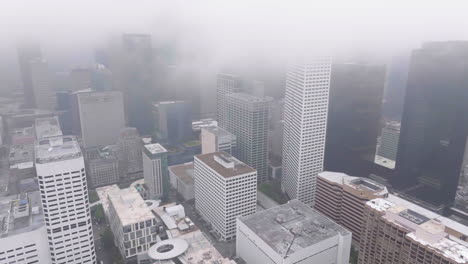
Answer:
[[375, 121, 401, 169], [35, 136, 96, 264], [29, 58, 55, 110], [76, 90, 125, 148], [282, 58, 332, 205], [143, 143, 168, 200], [325, 63, 386, 176], [118, 34, 154, 134], [394, 42, 468, 205], [194, 152, 257, 241], [117, 127, 143, 176], [153, 101, 193, 145], [224, 93, 271, 182], [216, 73, 242, 128], [17, 42, 42, 108]]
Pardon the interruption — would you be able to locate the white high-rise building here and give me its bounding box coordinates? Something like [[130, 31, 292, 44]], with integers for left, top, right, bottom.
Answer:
[[282, 58, 332, 205], [216, 73, 242, 128], [143, 143, 168, 199], [194, 152, 257, 241], [35, 136, 96, 264]]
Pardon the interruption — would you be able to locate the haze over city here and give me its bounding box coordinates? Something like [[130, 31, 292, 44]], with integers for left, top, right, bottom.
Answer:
[[0, 1, 468, 264]]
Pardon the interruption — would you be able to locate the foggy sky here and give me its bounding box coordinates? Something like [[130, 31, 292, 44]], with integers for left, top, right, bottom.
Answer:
[[1, 0, 468, 80]]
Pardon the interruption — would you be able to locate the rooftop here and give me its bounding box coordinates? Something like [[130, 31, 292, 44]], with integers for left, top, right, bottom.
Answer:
[[201, 126, 236, 138], [239, 199, 350, 258], [367, 196, 468, 263], [318, 171, 388, 196], [9, 144, 34, 169], [195, 152, 256, 178], [85, 145, 119, 161], [144, 143, 168, 155], [35, 136, 82, 164], [34, 116, 63, 140], [0, 191, 44, 238], [168, 162, 194, 185], [108, 188, 156, 226]]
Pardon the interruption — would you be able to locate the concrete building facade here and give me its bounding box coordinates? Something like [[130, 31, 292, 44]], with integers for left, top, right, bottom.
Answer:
[[224, 93, 271, 182], [194, 152, 257, 241], [236, 199, 351, 264], [35, 136, 96, 264], [84, 145, 121, 188], [168, 162, 195, 200], [216, 73, 242, 129], [282, 58, 332, 205], [76, 90, 125, 148], [0, 192, 51, 264], [108, 188, 160, 259], [360, 196, 468, 264], [315, 171, 388, 247]]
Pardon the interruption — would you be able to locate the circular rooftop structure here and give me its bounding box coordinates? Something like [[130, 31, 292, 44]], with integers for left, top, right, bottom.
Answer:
[[148, 238, 189, 260]]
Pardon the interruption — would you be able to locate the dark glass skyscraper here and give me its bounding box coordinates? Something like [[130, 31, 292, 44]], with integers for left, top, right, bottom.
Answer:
[[325, 63, 386, 176], [393, 42, 468, 205]]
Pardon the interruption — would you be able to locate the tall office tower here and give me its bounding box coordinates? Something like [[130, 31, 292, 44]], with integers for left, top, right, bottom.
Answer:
[[30, 58, 56, 110], [35, 136, 96, 264], [268, 99, 284, 161], [375, 121, 401, 169], [201, 126, 237, 154], [236, 200, 351, 264], [325, 63, 385, 176], [224, 93, 271, 182], [118, 34, 154, 134], [84, 145, 121, 188], [394, 42, 468, 206], [76, 91, 125, 148], [69, 68, 92, 91], [216, 73, 242, 128], [455, 140, 468, 211], [143, 143, 168, 200], [17, 42, 42, 108], [153, 101, 193, 145], [282, 58, 332, 205], [315, 171, 388, 248], [359, 196, 468, 264], [194, 152, 257, 241], [117, 127, 143, 176], [91, 64, 113, 91]]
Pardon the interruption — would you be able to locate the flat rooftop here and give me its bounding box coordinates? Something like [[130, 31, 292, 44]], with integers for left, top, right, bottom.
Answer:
[[108, 188, 155, 226], [35, 136, 82, 164], [201, 126, 235, 137], [367, 196, 468, 263], [144, 143, 167, 155], [9, 144, 34, 169], [85, 145, 119, 161], [195, 152, 256, 178], [318, 171, 388, 195], [239, 200, 350, 258], [34, 116, 63, 139], [168, 162, 194, 185], [0, 191, 44, 238]]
